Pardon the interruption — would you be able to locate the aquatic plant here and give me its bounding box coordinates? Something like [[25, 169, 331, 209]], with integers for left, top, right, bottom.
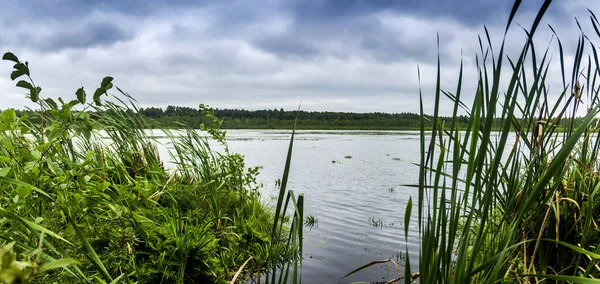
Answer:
[[304, 214, 318, 230], [411, 0, 600, 282], [346, 0, 600, 282]]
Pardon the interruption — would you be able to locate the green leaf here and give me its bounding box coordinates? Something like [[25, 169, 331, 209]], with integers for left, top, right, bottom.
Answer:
[[67, 99, 79, 108], [100, 76, 113, 89], [10, 70, 25, 81], [542, 238, 600, 259], [404, 197, 412, 241], [0, 176, 51, 199], [15, 80, 33, 90], [14, 63, 29, 76], [2, 52, 18, 63], [0, 167, 9, 177], [0, 208, 69, 244], [76, 87, 86, 104], [93, 88, 104, 106], [526, 274, 600, 283], [30, 86, 42, 103], [109, 274, 125, 284], [44, 98, 58, 110], [16, 186, 31, 198], [39, 258, 79, 273], [29, 92, 39, 102], [30, 150, 41, 160], [47, 161, 64, 176]]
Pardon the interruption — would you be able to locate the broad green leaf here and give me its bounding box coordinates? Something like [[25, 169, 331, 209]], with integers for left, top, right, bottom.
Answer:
[[100, 76, 113, 89], [2, 52, 18, 63], [76, 87, 86, 104], [10, 70, 25, 81], [16, 186, 31, 198], [30, 150, 41, 160], [14, 63, 29, 76], [15, 80, 33, 90], [0, 167, 9, 177], [47, 161, 64, 176]]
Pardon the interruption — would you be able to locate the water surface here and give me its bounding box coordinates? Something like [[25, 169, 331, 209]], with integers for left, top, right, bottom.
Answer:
[[159, 129, 423, 283]]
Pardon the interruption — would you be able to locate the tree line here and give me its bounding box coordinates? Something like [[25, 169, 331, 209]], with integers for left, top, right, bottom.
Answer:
[[8, 105, 584, 130]]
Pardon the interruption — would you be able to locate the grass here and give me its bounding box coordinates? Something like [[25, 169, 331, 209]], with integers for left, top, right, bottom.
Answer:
[[411, 0, 600, 283], [343, 0, 600, 283], [0, 52, 303, 283]]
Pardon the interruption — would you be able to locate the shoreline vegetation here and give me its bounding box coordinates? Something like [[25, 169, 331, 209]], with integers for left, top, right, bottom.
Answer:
[[0, 53, 303, 283]]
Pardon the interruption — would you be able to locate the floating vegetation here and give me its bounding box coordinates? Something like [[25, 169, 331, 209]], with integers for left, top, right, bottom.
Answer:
[[304, 214, 318, 229], [368, 217, 384, 228], [387, 186, 396, 193]]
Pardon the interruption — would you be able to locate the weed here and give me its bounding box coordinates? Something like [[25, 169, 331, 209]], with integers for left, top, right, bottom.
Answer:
[[304, 214, 318, 229]]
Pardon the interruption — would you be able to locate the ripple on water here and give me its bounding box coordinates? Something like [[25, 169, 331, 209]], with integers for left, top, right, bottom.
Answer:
[[155, 130, 424, 283]]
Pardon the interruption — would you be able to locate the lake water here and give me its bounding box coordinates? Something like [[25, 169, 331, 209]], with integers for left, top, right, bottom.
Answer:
[[157, 129, 423, 283]]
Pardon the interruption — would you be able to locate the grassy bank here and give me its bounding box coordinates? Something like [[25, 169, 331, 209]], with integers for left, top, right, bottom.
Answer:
[[0, 53, 303, 283]]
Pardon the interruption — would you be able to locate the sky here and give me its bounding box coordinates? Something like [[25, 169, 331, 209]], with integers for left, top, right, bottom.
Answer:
[[0, 0, 599, 114]]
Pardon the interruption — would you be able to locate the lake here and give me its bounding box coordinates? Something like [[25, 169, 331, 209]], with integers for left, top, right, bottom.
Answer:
[[156, 129, 423, 283]]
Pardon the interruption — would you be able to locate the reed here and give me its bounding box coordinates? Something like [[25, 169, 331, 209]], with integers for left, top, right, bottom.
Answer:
[[411, 0, 600, 283]]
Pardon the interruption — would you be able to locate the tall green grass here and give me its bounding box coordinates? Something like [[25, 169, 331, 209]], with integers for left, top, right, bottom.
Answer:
[[0, 52, 302, 283], [410, 0, 600, 283]]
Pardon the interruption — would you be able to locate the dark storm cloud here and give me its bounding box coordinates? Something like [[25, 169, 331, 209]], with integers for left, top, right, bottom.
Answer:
[[0, 0, 594, 113], [38, 22, 133, 51]]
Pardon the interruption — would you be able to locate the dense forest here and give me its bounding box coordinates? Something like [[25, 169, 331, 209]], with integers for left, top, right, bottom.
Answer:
[[9, 105, 585, 131], [13, 105, 469, 130]]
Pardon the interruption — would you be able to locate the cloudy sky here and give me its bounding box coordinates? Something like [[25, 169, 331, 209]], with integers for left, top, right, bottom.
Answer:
[[0, 0, 598, 114]]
